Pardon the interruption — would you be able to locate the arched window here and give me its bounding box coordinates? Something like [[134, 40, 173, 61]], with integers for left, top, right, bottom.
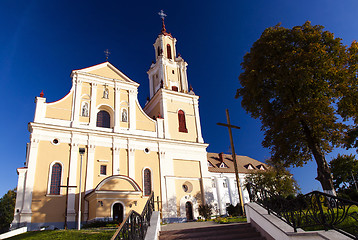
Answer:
[[50, 163, 62, 195], [157, 47, 161, 56], [97, 110, 110, 128], [143, 169, 152, 196], [178, 110, 187, 133], [166, 44, 172, 59]]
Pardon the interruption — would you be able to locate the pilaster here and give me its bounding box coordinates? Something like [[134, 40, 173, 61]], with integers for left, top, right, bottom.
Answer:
[[67, 142, 79, 221], [12, 168, 27, 227], [114, 86, 121, 132], [89, 83, 98, 128], [129, 90, 136, 131], [127, 140, 135, 179], [72, 78, 82, 127], [20, 138, 39, 222], [112, 144, 120, 175], [85, 144, 96, 193], [193, 98, 204, 143]]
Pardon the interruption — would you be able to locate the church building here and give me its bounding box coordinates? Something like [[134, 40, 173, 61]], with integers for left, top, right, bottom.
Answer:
[[11, 19, 266, 230]]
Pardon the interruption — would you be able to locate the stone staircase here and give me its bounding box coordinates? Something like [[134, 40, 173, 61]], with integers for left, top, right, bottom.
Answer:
[[159, 223, 266, 240]]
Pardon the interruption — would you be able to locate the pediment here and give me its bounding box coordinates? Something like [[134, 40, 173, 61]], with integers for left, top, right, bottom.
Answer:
[[73, 62, 139, 85]]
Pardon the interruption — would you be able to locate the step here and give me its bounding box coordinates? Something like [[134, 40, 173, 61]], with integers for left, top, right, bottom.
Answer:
[[159, 223, 265, 240]]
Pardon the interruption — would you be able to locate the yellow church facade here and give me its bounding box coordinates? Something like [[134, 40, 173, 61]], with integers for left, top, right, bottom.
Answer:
[[11, 23, 213, 230]]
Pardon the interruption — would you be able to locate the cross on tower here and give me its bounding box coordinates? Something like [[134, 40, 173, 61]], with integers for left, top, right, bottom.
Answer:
[[158, 9, 167, 20], [217, 109, 245, 215], [104, 49, 111, 61], [60, 177, 77, 229]]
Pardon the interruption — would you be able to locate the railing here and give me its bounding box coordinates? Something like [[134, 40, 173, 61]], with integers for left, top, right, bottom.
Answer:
[[246, 183, 358, 239], [111, 192, 155, 240]]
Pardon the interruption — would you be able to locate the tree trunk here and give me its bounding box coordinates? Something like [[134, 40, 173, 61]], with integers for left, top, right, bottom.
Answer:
[[300, 121, 336, 195]]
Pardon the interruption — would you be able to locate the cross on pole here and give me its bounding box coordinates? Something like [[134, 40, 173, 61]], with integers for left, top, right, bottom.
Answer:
[[60, 176, 77, 229], [104, 49, 111, 61], [217, 109, 245, 215], [158, 9, 167, 20]]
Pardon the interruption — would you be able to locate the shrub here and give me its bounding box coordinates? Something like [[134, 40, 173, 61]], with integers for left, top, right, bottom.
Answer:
[[198, 204, 212, 220], [226, 204, 242, 216]]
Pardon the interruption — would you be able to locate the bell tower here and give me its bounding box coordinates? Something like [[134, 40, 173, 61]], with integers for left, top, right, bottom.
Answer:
[[147, 16, 189, 98], [144, 13, 204, 143]]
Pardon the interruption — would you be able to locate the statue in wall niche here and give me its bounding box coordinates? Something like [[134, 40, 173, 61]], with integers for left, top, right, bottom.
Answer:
[[103, 87, 109, 99], [122, 109, 128, 122], [82, 102, 89, 117]]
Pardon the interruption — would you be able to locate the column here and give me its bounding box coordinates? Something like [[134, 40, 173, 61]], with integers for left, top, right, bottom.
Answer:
[[112, 144, 120, 175], [128, 90, 136, 131], [89, 83, 98, 128], [72, 78, 82, 127], [114, 86, 121, 132], [20, 138, 39, 223], [193, 98, 204, 143], [67, 142, 79, 222]]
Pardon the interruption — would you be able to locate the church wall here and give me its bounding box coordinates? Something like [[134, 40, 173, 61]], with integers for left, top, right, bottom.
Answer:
[[45, 91, 73, 120], [167, 111, 197, 142], [144, 102, 161, 121], [134, 150, 161, 197], [173, 159, 201, 178], [96, 85, 114, 108], [31, 141, 70, 223], [166, 66, 180, 90], [93, 146, 113, 187], [135, 101, 156, 132], [174, 179, 202, 216]]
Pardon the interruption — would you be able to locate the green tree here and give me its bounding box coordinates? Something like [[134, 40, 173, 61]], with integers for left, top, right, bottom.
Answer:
[[236, 21, 350, 194], [245, 164, 300, 197], [0, 188, 16, 233], [329, 154, 358, 191]]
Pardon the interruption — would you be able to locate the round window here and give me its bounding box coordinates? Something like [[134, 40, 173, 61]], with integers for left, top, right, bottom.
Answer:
[[182, 184, 189, 192], [52, 139, 59, 145], [144, 148, 150, 154]]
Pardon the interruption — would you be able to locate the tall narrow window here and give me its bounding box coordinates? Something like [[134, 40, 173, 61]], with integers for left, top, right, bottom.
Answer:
[[178, 110, 188, 133], [100, 165, 107, 175], [144, 169, 152, 196], [166, 44, 172, 59], [97, 110, 110, 128], [50, 163, 62, 195]]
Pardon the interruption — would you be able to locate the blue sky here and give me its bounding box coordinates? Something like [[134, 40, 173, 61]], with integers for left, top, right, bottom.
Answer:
[[1, 0, 357, 196]]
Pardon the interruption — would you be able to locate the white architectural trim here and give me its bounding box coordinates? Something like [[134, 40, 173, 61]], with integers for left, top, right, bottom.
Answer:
[[89, 83, 98, 128], [110, 201, 126, 220]]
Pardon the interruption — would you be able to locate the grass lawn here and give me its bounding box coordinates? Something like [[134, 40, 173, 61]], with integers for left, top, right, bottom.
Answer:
[[7, 229, 116, 240], [214, 216, 247, 224]]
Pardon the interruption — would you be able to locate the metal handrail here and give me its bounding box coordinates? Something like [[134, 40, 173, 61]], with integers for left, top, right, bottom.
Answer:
[[111, 192, 155, 240], [246, 183, 358, 239]]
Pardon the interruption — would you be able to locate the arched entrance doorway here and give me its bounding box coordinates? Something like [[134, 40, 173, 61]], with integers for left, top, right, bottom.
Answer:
[[113, 203, 124, 222], [185, 201, 193, 221]]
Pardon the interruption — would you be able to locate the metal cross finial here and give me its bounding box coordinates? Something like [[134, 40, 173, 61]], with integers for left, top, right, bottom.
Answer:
[[158, 10, 167, 20], [104, 49, 111, 61]]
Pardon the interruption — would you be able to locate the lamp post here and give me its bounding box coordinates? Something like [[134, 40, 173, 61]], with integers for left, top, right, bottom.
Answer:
[[78, 148, 85, 230]]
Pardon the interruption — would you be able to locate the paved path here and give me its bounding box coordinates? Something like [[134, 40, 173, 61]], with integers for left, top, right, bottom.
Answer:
[[160, 221, 245, 231]]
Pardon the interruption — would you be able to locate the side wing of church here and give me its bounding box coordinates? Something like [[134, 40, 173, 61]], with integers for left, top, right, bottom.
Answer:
[[11, 21, 267, 230]]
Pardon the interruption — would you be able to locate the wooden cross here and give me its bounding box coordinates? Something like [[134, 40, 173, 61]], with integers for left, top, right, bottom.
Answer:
[[217, 109, 245, 215], [60, 176, 77, 229], [104, 49, 111, 61]]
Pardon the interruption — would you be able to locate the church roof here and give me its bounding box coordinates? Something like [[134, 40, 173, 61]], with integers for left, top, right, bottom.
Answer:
[[207, 152, 268, 174]]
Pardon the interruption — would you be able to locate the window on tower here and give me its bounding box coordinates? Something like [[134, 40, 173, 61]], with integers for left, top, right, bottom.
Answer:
[[50, 163, 62, 195], [96, 110, 110, 128], [143, 168, 152, 196], [167, 44, 172, 59], [178, 110, 188, 133]]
